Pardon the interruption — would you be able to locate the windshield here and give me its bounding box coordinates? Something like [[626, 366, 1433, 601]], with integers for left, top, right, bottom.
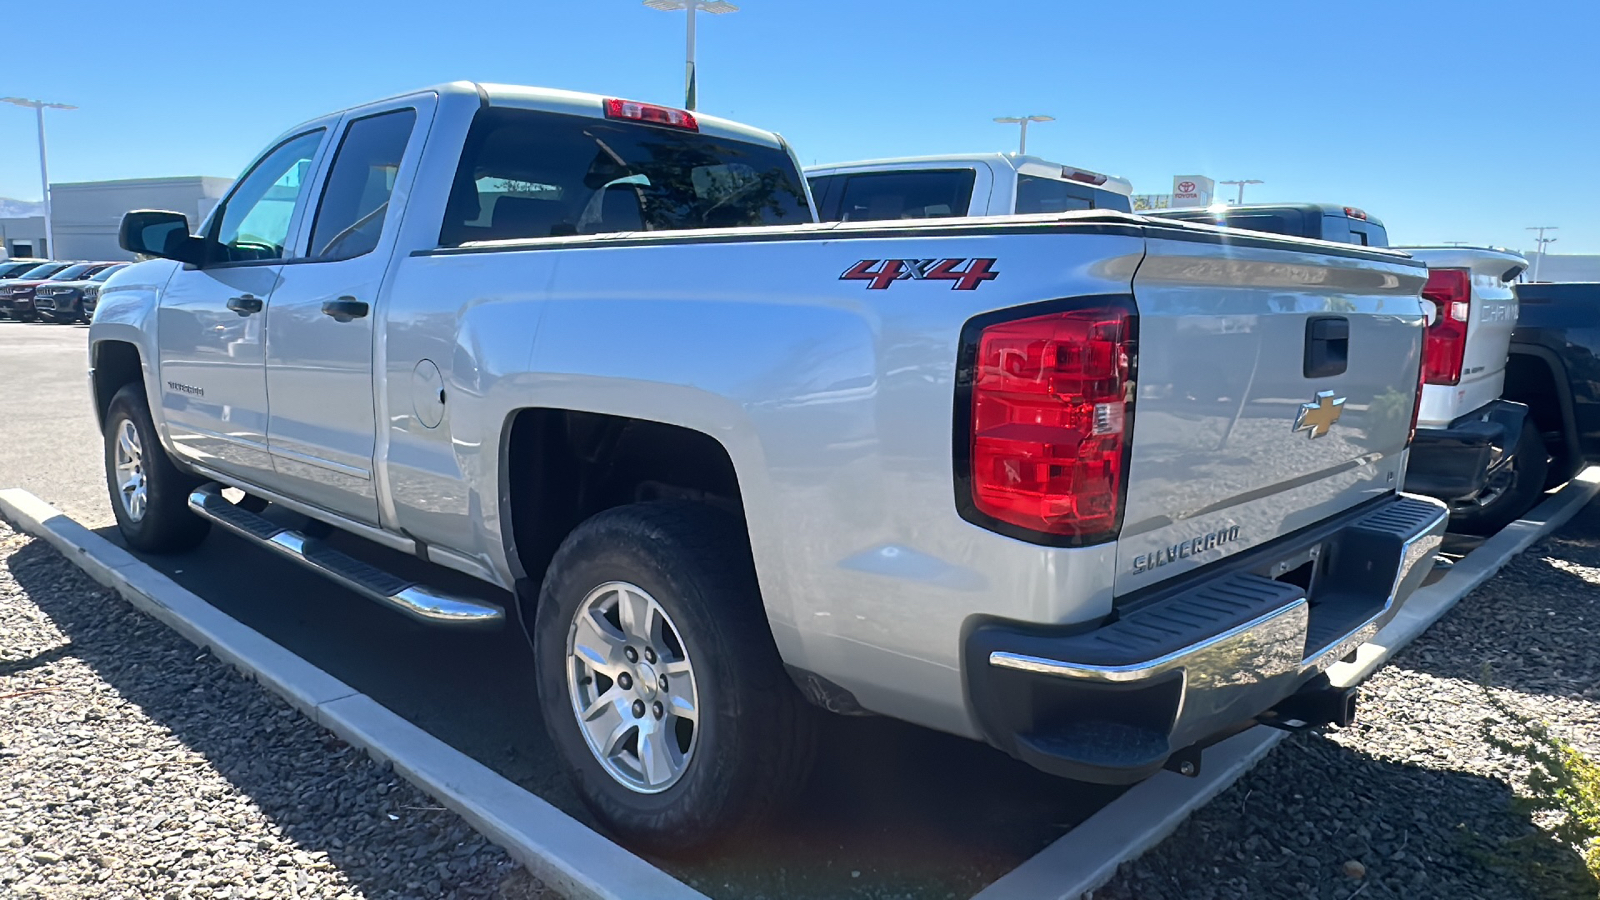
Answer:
[[441, 107, 811, 246], [14, 263, 69, 280], [51, 264, 98, 280], [90, 264, 127, 282], [0, 261, 42, 278]]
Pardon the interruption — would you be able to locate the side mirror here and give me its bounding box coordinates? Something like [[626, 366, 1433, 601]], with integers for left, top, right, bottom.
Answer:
[[119, 210, 206, 266]]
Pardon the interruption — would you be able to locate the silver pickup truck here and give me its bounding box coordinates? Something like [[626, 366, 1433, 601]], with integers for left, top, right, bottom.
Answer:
[[90, 82, 1447, 854]]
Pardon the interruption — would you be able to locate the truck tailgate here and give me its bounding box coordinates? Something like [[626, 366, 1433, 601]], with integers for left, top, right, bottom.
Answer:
[[1115, 233, 1429, 596]]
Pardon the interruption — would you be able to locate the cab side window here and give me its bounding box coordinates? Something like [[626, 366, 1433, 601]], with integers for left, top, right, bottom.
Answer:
[[308, 110, 418, 260], [212, 130, 325, 263]]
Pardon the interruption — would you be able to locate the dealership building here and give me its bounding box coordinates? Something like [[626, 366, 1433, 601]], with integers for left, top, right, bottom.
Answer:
[[1, 176, 230, 261]]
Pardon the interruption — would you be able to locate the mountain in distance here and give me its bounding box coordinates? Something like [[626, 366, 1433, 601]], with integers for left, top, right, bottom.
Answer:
[[0, 197, 44, 218]]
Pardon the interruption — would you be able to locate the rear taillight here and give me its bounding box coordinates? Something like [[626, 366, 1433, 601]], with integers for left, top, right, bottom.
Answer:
[[1421, 268, 1471, 385], [960, 303, 1135, 542], [602, 98, 698, 131]]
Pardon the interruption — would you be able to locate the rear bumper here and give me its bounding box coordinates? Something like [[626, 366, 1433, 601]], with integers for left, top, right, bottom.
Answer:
[[1406, 400, 1528, 502], [963, 493, 1447, 783]]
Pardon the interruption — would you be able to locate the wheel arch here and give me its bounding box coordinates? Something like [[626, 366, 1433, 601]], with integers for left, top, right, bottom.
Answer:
[[498, 407, 759, 624], [1504, 343, 1582, 483]]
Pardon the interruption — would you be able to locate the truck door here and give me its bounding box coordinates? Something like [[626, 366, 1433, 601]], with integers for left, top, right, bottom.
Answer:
[[258, 96, 433, 525], [157, 128, 329, 482]]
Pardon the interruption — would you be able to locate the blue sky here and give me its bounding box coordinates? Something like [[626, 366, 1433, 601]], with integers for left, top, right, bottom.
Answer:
[[2, 0, 1595, 252]]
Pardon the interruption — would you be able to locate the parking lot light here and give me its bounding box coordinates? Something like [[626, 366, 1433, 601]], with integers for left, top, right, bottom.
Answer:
[[993, 115, 1053, 155], [2, 97, 77, 259], [642, 0, 740, 111]]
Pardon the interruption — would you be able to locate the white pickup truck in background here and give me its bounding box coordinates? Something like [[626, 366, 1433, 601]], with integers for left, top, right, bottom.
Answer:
[[1401, 246, 1537, 533], [92, 83, 1448, 854], [1148, 204, 1538, 531], [805, 153, 1133, 221]]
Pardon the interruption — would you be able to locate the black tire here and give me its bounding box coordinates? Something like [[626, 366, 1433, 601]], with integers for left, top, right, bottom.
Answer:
[[1450, 419, 1549, 536], [531, 501, 816, 855], [104, 383, 210, 552]]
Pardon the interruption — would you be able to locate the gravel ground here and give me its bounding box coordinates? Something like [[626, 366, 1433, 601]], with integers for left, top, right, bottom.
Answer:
[[0, 519, 551, 899], [1095, 501, 1600, 900]]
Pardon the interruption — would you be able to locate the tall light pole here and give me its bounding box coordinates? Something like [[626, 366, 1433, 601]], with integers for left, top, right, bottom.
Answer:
[[2, 97, 75, 258], [993, 115, 1053, 155], [643, 0, 739, 111], [1219, 179, 1263, 205], [1527, 226, 1559, 282]]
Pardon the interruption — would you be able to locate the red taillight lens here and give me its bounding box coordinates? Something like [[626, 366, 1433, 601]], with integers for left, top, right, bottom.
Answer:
[[1421, 268, 1470, 385], [966, 306, 1134, 541], [603, 98, 698, 131]]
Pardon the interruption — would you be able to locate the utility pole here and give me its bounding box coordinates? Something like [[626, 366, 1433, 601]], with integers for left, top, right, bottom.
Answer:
[[1219, 179, 1263, 205], [1527, 226, 1559, 282], [2, 97, 77, 258], [643, 0, 739, 111], [993, 115, 1053, 155]]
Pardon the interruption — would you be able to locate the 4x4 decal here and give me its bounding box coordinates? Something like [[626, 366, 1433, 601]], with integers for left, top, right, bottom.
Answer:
[[840, 258, 999, 291]]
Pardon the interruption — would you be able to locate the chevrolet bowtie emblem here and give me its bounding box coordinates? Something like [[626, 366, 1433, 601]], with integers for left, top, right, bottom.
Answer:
[[1294, 391, 1345, 439]]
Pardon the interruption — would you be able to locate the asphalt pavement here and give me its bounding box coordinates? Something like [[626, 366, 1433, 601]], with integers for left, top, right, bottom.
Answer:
[[0, 321, 1120, 899]]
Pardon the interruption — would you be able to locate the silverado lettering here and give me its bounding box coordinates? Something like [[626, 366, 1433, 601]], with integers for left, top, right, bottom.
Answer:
[[1132, 526, 1242, 573]]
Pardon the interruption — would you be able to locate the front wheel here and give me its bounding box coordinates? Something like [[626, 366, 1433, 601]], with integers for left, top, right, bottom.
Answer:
[[1450, 419, 1549, 536], [532, 502, 816, 855], [104, 383, 210, 552]]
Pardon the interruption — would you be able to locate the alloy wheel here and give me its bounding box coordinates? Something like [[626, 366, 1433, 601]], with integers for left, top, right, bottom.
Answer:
[[565, 581, 700, 793]]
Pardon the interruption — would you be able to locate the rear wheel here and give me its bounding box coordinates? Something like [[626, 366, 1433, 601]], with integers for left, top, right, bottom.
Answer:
[[532, 502, 816, 854], [104, 383, 210, 552], [1450, 419, 1549, 535]]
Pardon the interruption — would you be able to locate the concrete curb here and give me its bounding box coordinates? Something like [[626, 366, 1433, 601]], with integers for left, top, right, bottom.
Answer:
[[0, 488, 710, 900], [970, 471, 1600, 900]]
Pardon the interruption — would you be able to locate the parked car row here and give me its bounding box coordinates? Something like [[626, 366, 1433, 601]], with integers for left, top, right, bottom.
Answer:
[[0, 259, 129, 323]]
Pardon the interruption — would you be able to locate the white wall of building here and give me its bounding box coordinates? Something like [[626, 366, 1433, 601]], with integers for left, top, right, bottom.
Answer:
[[50, 176, 233, 261], [0, 215, 48, 259]]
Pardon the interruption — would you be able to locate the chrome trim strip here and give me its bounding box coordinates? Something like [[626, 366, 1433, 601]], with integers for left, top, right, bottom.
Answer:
[[990, 492, 1449, 686], [188, 485, 503, 629], [990, 597, 1309, 683]]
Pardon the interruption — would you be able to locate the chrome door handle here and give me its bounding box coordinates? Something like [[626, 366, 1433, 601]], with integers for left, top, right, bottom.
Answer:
[[226, 294, 263, 316], [321, 296, 369, 322]]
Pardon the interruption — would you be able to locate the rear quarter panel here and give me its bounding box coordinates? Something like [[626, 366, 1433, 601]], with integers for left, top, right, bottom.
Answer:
[[387, 223, 1144, 738]]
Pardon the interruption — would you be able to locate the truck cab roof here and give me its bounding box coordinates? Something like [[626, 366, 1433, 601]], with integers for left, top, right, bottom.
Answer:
[[1146, 202, 1388, 247], [806, 153, 1134, 196], [278, 81, 791, 152]]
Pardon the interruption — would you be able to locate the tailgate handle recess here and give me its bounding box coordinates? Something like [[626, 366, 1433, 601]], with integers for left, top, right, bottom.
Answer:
[[1304, 316, 1349, 378]]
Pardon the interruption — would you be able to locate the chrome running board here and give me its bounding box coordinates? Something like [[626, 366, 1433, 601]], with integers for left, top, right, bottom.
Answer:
[[187, 484, 504, 629]]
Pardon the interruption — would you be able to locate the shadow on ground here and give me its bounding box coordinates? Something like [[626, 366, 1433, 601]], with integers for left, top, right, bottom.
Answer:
[[1398, 504, 1600, 701], [7, 538, 530, 899], [64, 521, 1120, 900], [1096, 730, 1598, 900]]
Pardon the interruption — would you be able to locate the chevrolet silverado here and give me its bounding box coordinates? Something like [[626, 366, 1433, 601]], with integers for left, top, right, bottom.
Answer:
[[90, 82, 1446, 853]]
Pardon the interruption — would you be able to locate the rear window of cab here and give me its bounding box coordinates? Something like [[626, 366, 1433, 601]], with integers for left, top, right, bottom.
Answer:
[[440, 107, 811, 246]]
